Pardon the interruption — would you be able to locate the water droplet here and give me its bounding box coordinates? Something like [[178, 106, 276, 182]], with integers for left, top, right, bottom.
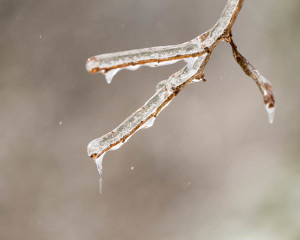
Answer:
[[59, 121, 62, 125], [39, 35, 42, 39], [187, 182, 191, 186], [130, 166, 134, 170], [265, 103, 275, 124], [105, 69, 120, 84]]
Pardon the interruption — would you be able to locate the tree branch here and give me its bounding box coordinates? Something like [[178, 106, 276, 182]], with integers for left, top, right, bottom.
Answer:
[[85, 0, 274, 170]]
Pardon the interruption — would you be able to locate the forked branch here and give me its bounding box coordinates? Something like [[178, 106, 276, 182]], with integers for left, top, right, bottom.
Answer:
[[85, 0, 275, 171]]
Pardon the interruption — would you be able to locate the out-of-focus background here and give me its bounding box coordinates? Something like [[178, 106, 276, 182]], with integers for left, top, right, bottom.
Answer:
[[1, 0, 300, 239]]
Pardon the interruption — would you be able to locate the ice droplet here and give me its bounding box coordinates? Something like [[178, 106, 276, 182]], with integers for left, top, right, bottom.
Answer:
[[130, 166, 134, 170], [105, 69, 120, 84], [59, 121, 62, 125], [265, 103, 275, 124], [142, 117, 155, 128], [191, 78, 201, 83]]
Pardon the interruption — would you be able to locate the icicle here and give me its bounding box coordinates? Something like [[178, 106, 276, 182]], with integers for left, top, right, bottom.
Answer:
[[95, 153, 106, 194], [265, 103, 275, 124], [191, 78, 202, 83], [104, 69, 120, 84]]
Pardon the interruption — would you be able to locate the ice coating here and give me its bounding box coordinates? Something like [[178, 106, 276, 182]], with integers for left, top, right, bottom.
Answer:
[[206, 0, 241, 46], [156, 80, 167, 91], [95, 153, 105, 175], [184, 57, 198, 68]]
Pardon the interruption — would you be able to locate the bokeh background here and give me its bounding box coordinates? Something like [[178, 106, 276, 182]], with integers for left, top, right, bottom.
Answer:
[[1, 0, 300, 239]]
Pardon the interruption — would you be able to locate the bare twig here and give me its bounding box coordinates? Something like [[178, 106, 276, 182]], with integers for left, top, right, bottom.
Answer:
[[86, 0, 274, 169]]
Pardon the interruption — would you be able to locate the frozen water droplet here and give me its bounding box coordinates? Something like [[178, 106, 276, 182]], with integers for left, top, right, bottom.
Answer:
[[191, 78, 201, 83], [126, 65, 142, 71], [265, 103, 275, 124], [187, 182, 191, 186], [142, 117, 155, 128], [59, 121, 62, 125], [105, 69, 120, 84], [39, 35, 42, 39], [130, 166, 134, 170]]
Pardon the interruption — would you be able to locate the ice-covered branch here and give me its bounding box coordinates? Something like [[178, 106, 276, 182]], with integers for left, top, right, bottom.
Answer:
[[86, 0, 244, 84], [85, 34, 208, 83], [85, 0, 274, 190], [88, 54, 209, 163], [229, 39, 275, 123]]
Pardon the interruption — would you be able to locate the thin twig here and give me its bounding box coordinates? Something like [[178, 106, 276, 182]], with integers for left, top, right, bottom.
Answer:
[[229, 38, 275, 123]]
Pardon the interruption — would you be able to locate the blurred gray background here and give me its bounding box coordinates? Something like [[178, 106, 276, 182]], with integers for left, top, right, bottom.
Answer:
[[1, 0, 300, 239]]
